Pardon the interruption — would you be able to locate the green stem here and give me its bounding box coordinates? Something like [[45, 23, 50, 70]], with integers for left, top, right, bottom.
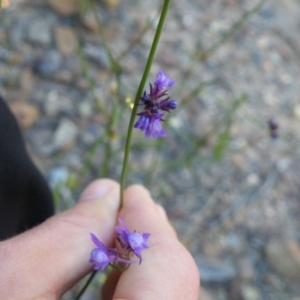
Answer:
[[91, 0, 120, 74], [75, 270, 97, 300], [119, 0, 171, 209]]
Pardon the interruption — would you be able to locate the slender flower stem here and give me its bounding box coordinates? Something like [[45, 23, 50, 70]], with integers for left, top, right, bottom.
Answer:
[[119, 0, 171, 210], [75, 270, 97, 300]]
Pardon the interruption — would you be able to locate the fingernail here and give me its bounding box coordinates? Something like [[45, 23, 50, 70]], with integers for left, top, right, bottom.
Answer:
[[79, 180, 112, 202]]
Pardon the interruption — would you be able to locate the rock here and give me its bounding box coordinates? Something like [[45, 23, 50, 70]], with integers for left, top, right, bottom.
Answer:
[[103, 0, 120, 10], [83, 44, 110, 68], [47, 166, 69, 187], [0, 45, 11, 61], [27, 16, 53, 46], [9, 101, 40, 129], [53, 118, 78, 151], [239, 258, 255, 281], [8, 19, 26, 49], [293, 104, 300, 120], [241, 285, 261, 300], [246, 173, 260, 186], [54, 69, 73, 83], [196, 258, 236, 283], [54, 26, 77, 56], [78, 101, 93, 118], [200, 289, 214, 300], [266, 239, 300, 280], [47, 0, 79, 16], [44, 90, 60, 117], [32, 51, 61, 77], [20, 68, 34, 92], [81, 10, 98, 32]]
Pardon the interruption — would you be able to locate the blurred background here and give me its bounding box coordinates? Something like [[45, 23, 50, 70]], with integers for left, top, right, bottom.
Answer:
[[1, 0, 300, 299]]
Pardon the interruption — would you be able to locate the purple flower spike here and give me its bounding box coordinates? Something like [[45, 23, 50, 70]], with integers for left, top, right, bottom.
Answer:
[[155, 70, 175, 90], [115, 218, 150, 263], [134, 70, 176, 139]]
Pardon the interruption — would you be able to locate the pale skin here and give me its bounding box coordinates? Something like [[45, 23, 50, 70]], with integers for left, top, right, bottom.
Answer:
[[0, 179, 200, 300]]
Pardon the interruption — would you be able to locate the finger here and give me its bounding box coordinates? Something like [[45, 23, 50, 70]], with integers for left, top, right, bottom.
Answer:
[[0, 179, 120, 299], [112, 185, 200, 300], [101, 269, 122, 299]]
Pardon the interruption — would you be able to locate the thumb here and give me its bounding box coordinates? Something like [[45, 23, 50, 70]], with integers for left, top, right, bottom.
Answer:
[[0, 179, 119, 300]]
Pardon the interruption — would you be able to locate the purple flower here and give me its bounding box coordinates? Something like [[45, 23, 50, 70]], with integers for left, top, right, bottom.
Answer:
[[89, 233, 113, 270], [268, 119, 279, 139], [155, 70, 175, 91], [89, 233, 136, 270], [115, 218, 150, 263], [134, 70, 176, 139], [134, 113, 166, 139]]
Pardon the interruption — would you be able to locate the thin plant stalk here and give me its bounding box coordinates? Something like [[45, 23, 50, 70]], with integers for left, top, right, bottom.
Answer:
[[90, 0, 120, 74], [119, 0, 171, 209], [75, 270, 97, 300]]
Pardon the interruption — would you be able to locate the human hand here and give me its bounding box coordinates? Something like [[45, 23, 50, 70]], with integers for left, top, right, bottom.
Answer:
[[0, 179, 200, 300], [102, 184, 200, 300]]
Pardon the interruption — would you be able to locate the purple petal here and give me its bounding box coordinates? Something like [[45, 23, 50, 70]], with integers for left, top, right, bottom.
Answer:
[[117, 218, 130, 232], [90, 233, 108, 254], [134, 115, 150, 132], [142, 233, 151, 241], [146, 116, 166, 139], [155, 70, 175, 90]]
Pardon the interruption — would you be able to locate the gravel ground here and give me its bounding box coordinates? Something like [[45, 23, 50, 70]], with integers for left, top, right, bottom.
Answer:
[[1, 0, 300, 299]]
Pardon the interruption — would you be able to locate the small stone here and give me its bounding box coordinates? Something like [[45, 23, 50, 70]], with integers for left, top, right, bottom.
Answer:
[[78, 101, 93, 118], [276, 158, 291, 173], [32, 52, 61, 77], [47, 0, 79, 16], [54, 70, 73, 83], [266, 239, 300, 280], [44, 90, 60, 117], [81, 10, 98, 32], [27, 17, 53, 46], [55, 27, 77, 56], [20, 69, 34, 92], [9, 101, 40, 129], [239, 258, 255, 281], [53, 118, 78, 151], [83, 44, 110, 68], [200, 289, 214, 300], [293, 104, 300, 120], [196, 258, 236, 283], [241, 285, 261, 300], [47, 166, 69, 187], [103, 0, 120, 10], [246, 173, 260, 186]]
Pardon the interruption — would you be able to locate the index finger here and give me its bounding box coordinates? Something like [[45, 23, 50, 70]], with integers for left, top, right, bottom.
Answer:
[[112, 185, 200, 300]]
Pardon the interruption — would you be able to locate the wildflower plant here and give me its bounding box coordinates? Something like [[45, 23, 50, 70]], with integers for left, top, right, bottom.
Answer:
[[77, 1, 171, 298]]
